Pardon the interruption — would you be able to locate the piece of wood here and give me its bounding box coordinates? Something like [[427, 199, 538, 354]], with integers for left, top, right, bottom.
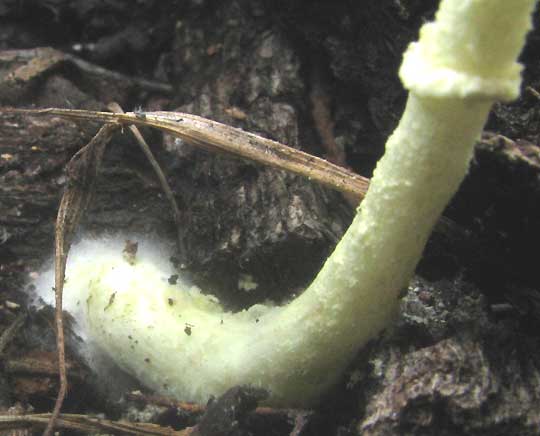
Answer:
[[0, 107, 370, 201]]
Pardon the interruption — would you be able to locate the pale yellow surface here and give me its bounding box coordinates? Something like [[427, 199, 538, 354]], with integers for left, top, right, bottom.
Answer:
[[400, 0, 535, 100]]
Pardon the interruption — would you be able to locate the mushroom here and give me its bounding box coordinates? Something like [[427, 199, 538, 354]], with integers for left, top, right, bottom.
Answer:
[[50, 0, 538, 407]]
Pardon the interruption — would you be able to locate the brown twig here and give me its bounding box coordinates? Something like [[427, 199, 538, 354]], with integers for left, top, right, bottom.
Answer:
[[0, 48, 173, 94], [0, 107, 370, 202], [107, 102, 186, 256], [64, 53, 173, 93], [126, 390, 313, 436], [44, 123, 119, 436], [526, 85, 540, 100], [125, 391, 207, 414], [310, 66, 345, 167]]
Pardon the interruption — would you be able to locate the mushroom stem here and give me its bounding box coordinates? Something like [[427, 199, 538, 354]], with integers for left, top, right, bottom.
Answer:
[[62, 0, 537, 406]]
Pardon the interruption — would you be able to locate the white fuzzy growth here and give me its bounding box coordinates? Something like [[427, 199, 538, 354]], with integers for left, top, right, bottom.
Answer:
[[36, 0, 537, 407], [65, 247, 281, 402], [33, 237, 177, 319]]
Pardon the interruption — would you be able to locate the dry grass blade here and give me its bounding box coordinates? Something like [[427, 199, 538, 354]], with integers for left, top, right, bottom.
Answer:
[[44, 123, 119, 436], [0, 413, 189, 435], [0, 107, 370, 201], [107, 102, 186, 256]]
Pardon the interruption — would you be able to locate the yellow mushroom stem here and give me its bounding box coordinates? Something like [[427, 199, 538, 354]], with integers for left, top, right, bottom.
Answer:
[[56, 0, 537, 407]]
